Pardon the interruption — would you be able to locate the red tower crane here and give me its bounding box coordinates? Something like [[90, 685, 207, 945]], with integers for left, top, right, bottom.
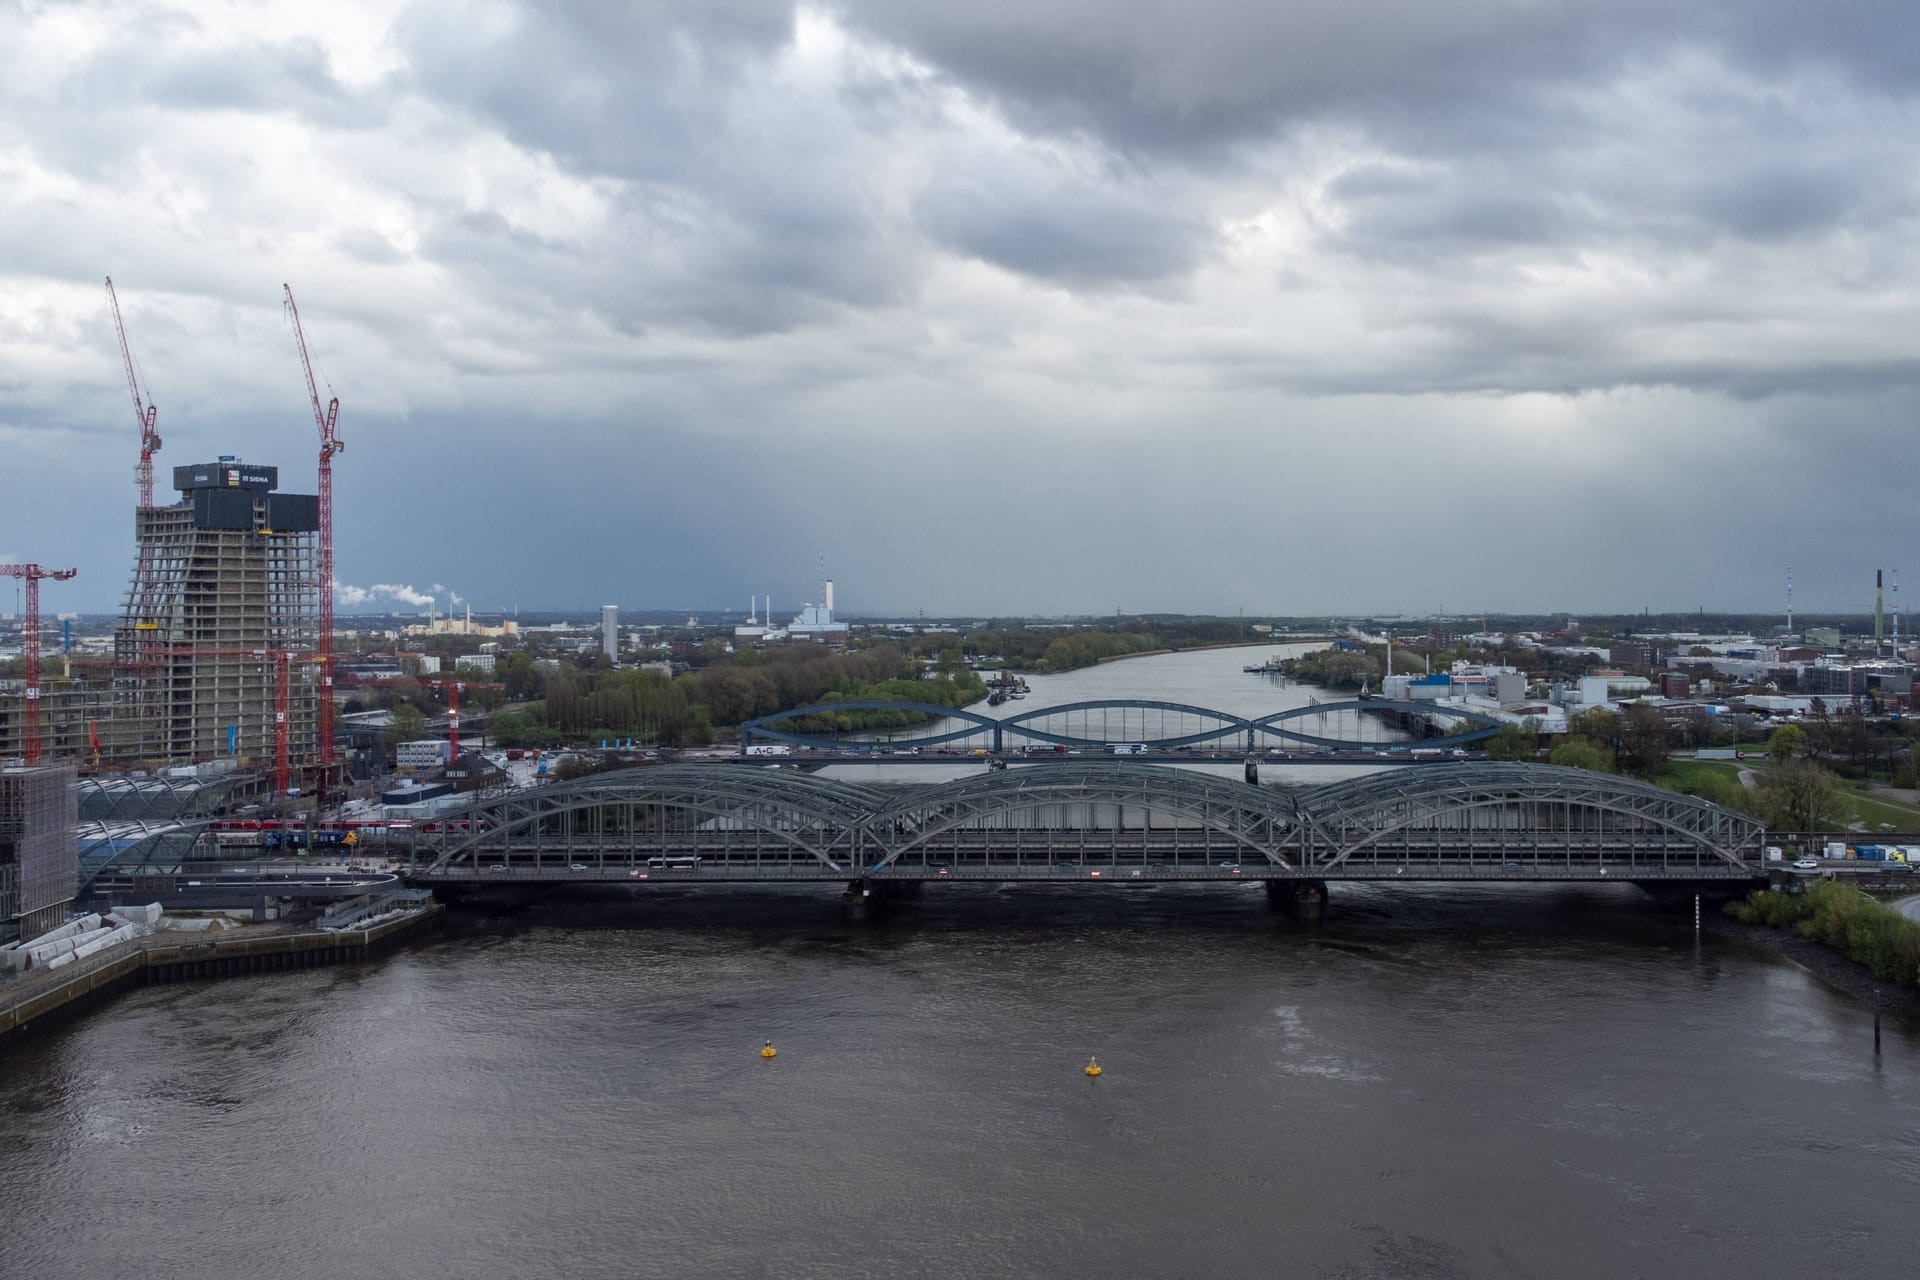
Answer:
[[282, 284, 342, 786], [105, 278, 161, 508], [1, 564, 78, 764], [421, 677, 505, 758]]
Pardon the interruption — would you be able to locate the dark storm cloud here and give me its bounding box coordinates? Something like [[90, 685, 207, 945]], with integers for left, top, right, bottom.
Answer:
[[835, 0, 1920, 156], [8, 1, 1920, 615], [392, 0, 794, 183], [916, 157, 1206, 288]]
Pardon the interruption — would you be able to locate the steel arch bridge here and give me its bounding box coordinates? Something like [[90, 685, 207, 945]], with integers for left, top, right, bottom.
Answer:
[[739, 697, 1503, 753], [410, 761, 1764, 884]]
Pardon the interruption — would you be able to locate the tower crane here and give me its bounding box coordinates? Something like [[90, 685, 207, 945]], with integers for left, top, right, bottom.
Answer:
[[1, 564, 78, 764], [104, 278, 161, 508], [421, 676, 506, 759], [282, 284, 343, 787]]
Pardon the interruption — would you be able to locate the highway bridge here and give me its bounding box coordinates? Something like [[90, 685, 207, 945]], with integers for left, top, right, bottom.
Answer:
[[407, 763, 1766, 912]]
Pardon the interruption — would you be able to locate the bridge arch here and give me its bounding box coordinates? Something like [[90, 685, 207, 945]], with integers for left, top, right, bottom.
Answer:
[[997, 700, 1252, 750], [862, 762, 1298, 870], [418, 765, 888, 873], [1288, 762, 1762, 869], [744, 697, 1501, 754], [1254, 701, 1502, 750]]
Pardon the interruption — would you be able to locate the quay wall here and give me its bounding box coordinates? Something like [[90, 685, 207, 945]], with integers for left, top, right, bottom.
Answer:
[[0, 904, 443, 1044]]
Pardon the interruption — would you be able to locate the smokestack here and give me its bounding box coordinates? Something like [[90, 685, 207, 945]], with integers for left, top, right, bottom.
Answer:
[[1877, 569, 1885, 648], [1895, 570, 1902, 653], [824, 579, 835, 613], [1786, 566, 1793, 637], [465, 603, 472, 635]]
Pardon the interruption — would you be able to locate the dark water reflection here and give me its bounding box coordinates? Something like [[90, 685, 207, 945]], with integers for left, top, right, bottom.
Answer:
[[3, 882, 1917, 1279]]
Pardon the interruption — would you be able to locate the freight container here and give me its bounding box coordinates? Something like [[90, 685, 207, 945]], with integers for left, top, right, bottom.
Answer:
[[1825, 842, 1849, 859]]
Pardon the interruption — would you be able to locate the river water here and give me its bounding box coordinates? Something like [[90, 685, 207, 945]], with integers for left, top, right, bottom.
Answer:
[[3, 646, 1918, 1279]]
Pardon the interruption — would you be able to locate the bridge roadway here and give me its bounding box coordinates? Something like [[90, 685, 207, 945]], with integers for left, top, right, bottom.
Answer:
[[406, 761, 1767, 890]]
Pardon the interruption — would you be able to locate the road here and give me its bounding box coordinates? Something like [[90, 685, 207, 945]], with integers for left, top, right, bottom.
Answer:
[[1895, 894, 1920, 923]]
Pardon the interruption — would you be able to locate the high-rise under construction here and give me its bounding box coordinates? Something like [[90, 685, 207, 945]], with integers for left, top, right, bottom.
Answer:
[[114, 457, 321, 772]]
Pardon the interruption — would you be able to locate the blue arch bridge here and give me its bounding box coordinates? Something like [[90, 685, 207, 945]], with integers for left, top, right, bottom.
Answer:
[[739, 696, 1503, 756], [408, 763, 1768, 916]]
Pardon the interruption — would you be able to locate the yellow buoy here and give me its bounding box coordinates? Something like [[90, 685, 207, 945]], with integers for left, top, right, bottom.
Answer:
[[760, 1040, 777, 1059], [1084, 1056, 1102, 1078]]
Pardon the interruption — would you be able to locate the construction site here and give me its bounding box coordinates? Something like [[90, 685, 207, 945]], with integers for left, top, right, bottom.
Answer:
[[0, 281, 344, 798]]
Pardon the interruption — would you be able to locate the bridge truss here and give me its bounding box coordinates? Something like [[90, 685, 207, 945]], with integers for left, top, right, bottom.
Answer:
[[412, 762, 1764, 885], [738, 696, 1503, 754]]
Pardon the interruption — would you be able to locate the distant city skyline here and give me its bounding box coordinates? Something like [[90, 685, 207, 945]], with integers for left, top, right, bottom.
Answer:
[[5, 3, 1919, 616]]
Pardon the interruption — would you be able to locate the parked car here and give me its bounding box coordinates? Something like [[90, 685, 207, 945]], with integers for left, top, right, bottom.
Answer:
[[1792, 858, 1820, 870]]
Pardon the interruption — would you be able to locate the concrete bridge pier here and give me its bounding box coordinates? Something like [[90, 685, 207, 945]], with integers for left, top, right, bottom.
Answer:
[[1266, 879, 1328, 921], [840, 879, 890, 924]]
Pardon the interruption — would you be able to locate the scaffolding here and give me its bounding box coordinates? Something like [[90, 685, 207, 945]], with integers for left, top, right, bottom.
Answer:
[[1, 763, 79, 941]]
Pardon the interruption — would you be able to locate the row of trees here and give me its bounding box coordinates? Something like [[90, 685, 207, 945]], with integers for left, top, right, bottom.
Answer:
[[485, 642, 986, 747], [1728, 880, 1920, 987], [915, 620, 1260, 672]]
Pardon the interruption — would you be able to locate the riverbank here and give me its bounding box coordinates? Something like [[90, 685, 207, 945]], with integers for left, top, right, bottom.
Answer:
[[0, 903, 443, 1043], [1703, 910, 1920, 1020]]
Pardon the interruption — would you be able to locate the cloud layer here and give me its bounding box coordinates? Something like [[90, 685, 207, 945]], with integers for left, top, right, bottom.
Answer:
[[3, 1, 1918, 615]]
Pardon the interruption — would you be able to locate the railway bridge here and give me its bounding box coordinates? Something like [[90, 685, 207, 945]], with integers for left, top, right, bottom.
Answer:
[[408, 762, 1765, 916], [739, 696, 1503, 754]]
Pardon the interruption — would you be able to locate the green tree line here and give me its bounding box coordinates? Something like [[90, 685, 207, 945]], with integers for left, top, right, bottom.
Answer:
[[485, 642, 985, 747], [1727, 880, 1920, 987]]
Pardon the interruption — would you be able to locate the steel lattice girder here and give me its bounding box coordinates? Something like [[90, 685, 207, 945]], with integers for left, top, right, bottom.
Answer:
[[417, 761, 1765, 875], [1288, 762, 1763, 866], [742, 697, 1503, 752], [423, 766, 891, 870], [857, 762, 1299, 869]]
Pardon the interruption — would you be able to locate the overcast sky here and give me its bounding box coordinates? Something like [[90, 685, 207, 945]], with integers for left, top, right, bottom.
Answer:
[[3, 1, 1918, 618]]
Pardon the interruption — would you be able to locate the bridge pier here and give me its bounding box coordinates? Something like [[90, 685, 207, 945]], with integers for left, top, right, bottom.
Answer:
[[840, 879, 890, 924], [1266, 879, 1328, 921]]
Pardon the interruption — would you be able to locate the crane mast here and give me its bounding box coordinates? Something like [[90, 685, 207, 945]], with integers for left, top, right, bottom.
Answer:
[[283, 284, 343, 786], [104, 278, 161, 508], [1, 563, 78, 764]]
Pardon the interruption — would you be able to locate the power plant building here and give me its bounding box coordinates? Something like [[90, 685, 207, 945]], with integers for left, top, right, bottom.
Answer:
[[788, 578, 848, 644]]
